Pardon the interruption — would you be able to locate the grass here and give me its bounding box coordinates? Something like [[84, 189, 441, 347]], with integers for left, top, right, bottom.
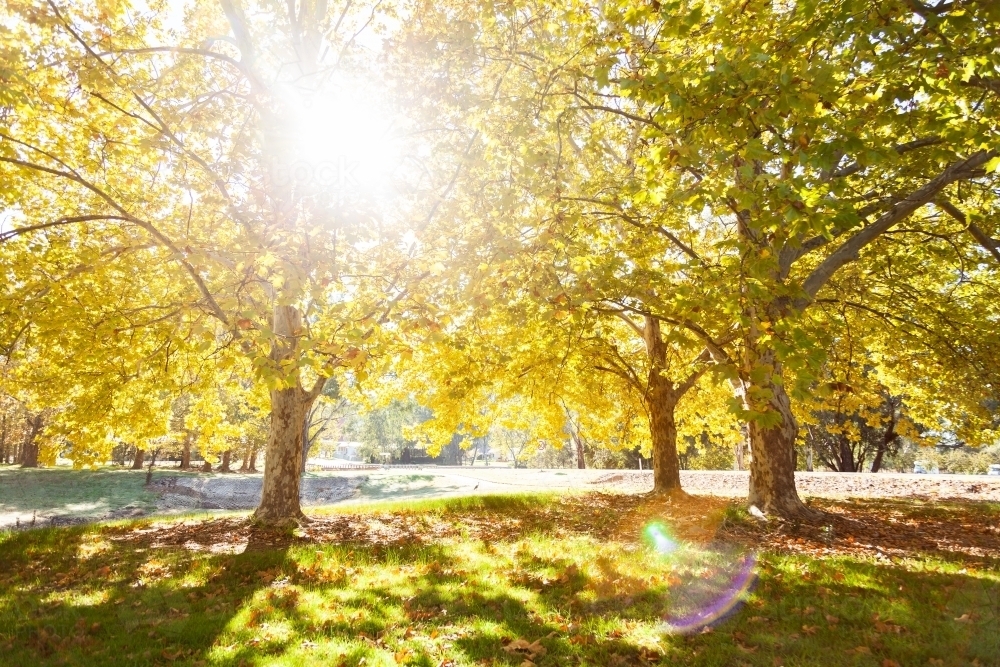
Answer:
[[0, 492, 997, 666], [0, 466, 181, 525]]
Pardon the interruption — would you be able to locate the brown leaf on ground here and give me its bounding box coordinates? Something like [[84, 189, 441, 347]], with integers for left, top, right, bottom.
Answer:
[[100, 492, 999, 571], [502, 639, 546, 660]]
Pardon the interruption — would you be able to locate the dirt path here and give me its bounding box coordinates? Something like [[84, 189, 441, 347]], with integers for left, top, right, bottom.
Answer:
[[599, 470, 1000, 501], [3, 466, 999, 529]]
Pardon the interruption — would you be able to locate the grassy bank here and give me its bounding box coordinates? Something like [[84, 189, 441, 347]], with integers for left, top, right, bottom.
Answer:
[[0, 493, 997, 666], [0, 466, 173, 526]]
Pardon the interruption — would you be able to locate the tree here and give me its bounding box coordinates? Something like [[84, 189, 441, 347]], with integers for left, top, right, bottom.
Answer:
[[387, 0, 752, 493], [301, 379, 352, 472], [595, 0, 1000, 517], [395, 0, 999, 517], [0, 0, 438, 524]]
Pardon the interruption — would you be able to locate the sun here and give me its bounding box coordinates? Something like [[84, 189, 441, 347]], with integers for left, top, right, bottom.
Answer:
[[279, 75, 406, 209]]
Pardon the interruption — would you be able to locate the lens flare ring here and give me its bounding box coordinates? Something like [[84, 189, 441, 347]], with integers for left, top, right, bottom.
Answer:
[[642, 520, 758, 635]]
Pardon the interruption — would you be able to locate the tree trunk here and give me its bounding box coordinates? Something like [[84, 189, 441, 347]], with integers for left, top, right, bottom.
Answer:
[[573, 432, 586, 469], [180, 435, 191, 469], [20, 413, 43, 468], [735, 425, 748, 471], [643, 317, 684, 496], [218, 449, 232, 473], [131, 447, 145, 470], [0, 414, 7, 465], [648, 387, 682, 493], [837, 433, 856, 472], [254, 304, 310, 526], [20, 441, 39, 468], [299, 400, 318, 473], [742, 349, 819, 519], [870, 415, 897, 473], [247, 447, 259, 472]]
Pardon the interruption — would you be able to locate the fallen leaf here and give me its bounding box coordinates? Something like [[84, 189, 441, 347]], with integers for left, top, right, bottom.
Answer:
[[882, 660, 901, 667], [502, 639, 546, 659], [802, 625, 818, 635], [825, 614, 839, 624]]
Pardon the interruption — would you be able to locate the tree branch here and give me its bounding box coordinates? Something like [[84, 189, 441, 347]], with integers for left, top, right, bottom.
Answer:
[[828, 136, 942, 179], [798, 150, 995, 305], [0, 214, 131, 243], [306, 375, 329, 401], [99, 46, 264, 92], [572, 91, 666, 133], [675, 349, 712, 396], [0, 154, 232, 326], [611, 309, 645, 339], [936, 198, 1000, 264], [563, 196, 703, 263]]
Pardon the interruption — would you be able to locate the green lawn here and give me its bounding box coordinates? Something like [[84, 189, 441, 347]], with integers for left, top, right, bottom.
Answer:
[[0, 466, 173, 526], [0, 493, 997, 666]]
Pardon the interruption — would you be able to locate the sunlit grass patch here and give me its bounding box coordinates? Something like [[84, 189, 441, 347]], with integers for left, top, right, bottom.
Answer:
[[0, 493, 997, 666]]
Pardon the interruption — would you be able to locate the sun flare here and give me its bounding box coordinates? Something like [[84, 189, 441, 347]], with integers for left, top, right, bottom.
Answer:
[[278, 78, 406, 208]]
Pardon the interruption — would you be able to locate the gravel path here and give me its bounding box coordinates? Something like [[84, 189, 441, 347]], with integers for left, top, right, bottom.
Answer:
[[150, 474, 363, 511], [592, 470, 1000, 501]]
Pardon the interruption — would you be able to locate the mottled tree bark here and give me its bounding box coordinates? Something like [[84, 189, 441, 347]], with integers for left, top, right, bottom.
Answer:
[[647, 385, 682, 494], [643, 317, 689, 496], [742, 348, 819, 519], [254, 304, 317, 526]]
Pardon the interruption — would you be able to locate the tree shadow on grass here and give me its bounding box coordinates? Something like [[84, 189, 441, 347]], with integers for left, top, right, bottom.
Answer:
[[7, 495, 995, 667], [0, 520, 295, 666], [213, 541, 689, 667], [731, 556, 1000, 667]]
